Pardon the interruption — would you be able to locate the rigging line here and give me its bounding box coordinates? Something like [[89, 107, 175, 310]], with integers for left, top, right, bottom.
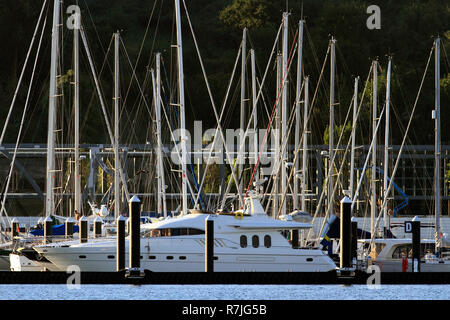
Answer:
[[257, 77, 272, 121], [182, 0, 246, 207], [218, 23, 284, 211], [192, 44, 243, 209], [262, 80, 305, 212], [80, 29, 115, 142], [158, 94, 196, 207], [80, 34, 114, 138], [278, 71, 357, 220], [269, 86, 303, 206], [0, 0, 48, 146], [119, 37, 154, 121], [244, 27, 300, 200], [118, 39, 155, 147], [122, 0, 159, 109], [307, 65, 373, 242], [371, 44, 435, 245], [314, 93, 383, 246], [80, 28, 130, 201], [81, 0, 113, 76], [0, 7, 48, 223]]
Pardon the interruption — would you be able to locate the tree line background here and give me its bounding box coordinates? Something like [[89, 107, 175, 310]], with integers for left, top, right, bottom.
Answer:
[[0, 0, 449, 147]]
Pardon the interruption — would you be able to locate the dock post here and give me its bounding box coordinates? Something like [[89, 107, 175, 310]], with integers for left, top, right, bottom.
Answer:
[[351, 217, 358, 268], [412, 216, 421, 272], [44, 216, 53, 244], [205, 216, 214, 272], [340, 196, 352, 269], [65, 217, 74, 239], [94, 216, 102, 238], [11, 218, 19, 239], [126, 195, 143, 278], [290, 230, 299, 248], [116, 215, 126, 272], [79, 216, 88, 243]]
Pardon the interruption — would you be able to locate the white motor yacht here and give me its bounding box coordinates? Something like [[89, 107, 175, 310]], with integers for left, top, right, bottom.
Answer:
[[34, 194, 337, 272]]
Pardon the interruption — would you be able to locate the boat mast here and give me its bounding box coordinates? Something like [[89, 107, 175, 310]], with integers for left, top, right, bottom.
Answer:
[[434, 37, 441, 250], [350, 77, 358, 201], [273, 53, 282, 218], [174, 0, 188, 215], [46, 0, 61, 217], [294, 19, 305, 210], [250, 49, 258, 184], [371, 60, 378, 237], [73, 10, 81, 216], [301, 76, 309, 212], [239, 28, 247, 197], [281, 12, 288, 216], [328, 37, 336, 215], [114, 32, 120, 219], [156, 53, 167, 218], [383, 57, 392, 236]]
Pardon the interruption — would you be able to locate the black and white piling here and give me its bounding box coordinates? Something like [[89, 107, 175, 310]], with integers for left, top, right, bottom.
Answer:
[[94, 216, 102, 238], [340, 196, 352, 269], [79, 216, 88, 243], [116, 215, 126, 272], [11, 218, 19, 239], [65, 217, 74, 239], [44, 216, 53, 244], [127, 195, 143, 278], [351, 217, 358, 268], [205, 216, 214, 273], [411, 216, 421, 272]]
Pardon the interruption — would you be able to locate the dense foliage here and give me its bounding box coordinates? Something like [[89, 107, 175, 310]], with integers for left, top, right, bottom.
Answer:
[[0, 0, 449, 147]]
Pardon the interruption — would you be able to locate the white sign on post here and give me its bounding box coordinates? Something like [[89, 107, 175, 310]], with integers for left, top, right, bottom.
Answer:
[[404, 221, 413, 233]]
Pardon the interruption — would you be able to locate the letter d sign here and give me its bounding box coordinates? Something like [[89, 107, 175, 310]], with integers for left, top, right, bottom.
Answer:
[[404, 221, 412, 233]]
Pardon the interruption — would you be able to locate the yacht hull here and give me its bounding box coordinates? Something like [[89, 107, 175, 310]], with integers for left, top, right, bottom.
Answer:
[[35, 239, 336, 272]]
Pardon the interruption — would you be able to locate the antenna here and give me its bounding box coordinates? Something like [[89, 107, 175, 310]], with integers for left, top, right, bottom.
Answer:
[[301, 1, 304, 20]]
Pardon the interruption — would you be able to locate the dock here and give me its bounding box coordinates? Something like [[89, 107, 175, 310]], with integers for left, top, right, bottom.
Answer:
[[1, 270, 450, 285]]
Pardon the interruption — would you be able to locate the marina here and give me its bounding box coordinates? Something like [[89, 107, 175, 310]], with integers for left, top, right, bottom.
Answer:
[[0, 0, 449, 305]]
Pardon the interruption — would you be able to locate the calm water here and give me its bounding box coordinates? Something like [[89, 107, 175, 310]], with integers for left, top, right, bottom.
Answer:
[[0, 284, 448, 300]]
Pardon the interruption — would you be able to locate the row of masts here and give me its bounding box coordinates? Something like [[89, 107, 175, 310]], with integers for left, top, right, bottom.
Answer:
[[40, 1, 443, 247]]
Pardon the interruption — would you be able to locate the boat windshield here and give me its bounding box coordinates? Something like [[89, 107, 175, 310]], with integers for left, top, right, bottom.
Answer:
[[142, 227, 204, 238]]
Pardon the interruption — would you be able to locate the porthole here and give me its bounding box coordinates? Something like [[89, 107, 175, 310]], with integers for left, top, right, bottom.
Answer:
[[252, 235, 259, 248], [240, 235, 247, 248], [149, 256, 156, 260], [307, 258, 313, 262], [264, 235, 271, 248], [79, 255, 86, 259], [179, 256, 187, 260], [107, 255, 115, 259], [166, 256, 174, 260]]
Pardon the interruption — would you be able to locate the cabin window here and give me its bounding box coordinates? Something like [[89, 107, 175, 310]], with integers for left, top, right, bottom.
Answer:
[[306, 258, 313, 262], [252, 235, 259, 248], [79, 255, 86, 259], [264, 235, 271, 248], [179, 256, 187, 260], [144, 227, 205, 238], [149, 256, 156, 260], [392, 245, 412, 259], [166, 256, 174, 260], [391, 244, 436, 259], [107, 255, 115, 259], [240, 235, 247, 248]]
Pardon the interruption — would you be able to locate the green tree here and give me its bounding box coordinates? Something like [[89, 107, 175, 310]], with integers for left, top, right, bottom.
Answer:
[[219, 0, 272, 30]]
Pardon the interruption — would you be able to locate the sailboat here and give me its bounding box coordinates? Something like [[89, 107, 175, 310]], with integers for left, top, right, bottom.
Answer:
[[356, 38, 450, 272]]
